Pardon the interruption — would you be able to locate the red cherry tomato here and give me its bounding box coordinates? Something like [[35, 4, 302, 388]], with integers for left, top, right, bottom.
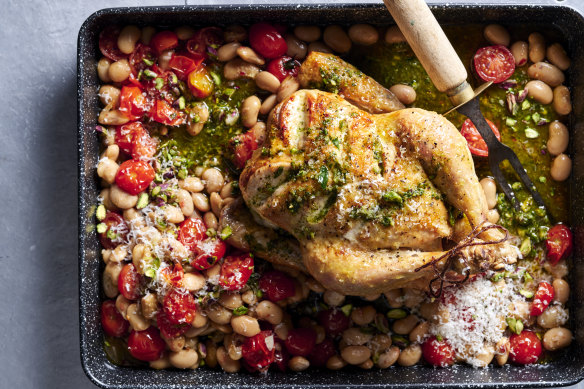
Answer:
[[474, 45, 515, 83], [150, 99, 185, 126], [150, 30, 178, 55], [118, 263, 141, 300], [219, 254, 254, 291], [248, 23, 287, 59], [162, 289, 197, 325], [115, 159, 155, 195], [127, 327, 166, 361], [187, 66, 214, 99], [266, 56, 301, 82], [99, 26, 127, 61], [128, 43, 154, 76], [101, 300, 129, 337], [177, 217, 207, 251], [308, 338, 336, 367], [509, 331, 542, 365], [186, 27, 224, 61], [157, 311, 191, 339], [192, 238, 227, 270], [460, 118, 501, 157], [530, 281, 555, 316], [169, 55, 203, 81], [241, 330, 276, 373], [231, 130, 259, 170], [115, 122, 157, 160], [98, 211, 128, 249], [317, 308, 350, 336], [285, 327, 317, 357], [259, 270, 296, 302], [422, 336, 455, 367], [546, 224, 573, 265], [159, 263, 184, 287], [119, 86, 149, 121]]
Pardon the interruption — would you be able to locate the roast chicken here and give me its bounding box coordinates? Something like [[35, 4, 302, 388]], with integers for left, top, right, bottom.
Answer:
[[222, 53, 518, 296]]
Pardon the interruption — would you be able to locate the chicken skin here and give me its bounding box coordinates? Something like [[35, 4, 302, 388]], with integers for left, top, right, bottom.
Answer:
[[238, 89, 517, 296]]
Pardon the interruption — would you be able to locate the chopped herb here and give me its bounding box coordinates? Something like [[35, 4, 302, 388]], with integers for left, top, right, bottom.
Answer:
[[219, 225, 232, 240], [232, 306, 249, 316], [525, 128, 539, 139], [506, 117, 517, 127], [340, 304, 353, 316], [136, 193, 149, 209], [96, 223, 107, 234], [519, 289, 534, 299], [386, 308, 407, 319], [142, 58, 154, 66], [155, 77, 164, 90], [317, 165, 329, 190], [331, 137, 340, 148], [521, 100, 531, 110], [96, 204, 106, 221], [382, 190, 403, 205], [106, 229, 117, 240], [177, 96, 186, 110], [143, 69, 157, 79]]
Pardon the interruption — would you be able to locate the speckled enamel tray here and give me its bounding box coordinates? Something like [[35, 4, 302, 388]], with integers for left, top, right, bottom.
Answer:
[[78, 3, 584, 388]]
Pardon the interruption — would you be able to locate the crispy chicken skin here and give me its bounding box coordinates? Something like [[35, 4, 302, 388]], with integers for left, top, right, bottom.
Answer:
[[239, 90, 517, 295]]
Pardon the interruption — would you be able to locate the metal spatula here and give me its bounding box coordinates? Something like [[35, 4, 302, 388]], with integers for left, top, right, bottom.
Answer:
[[383, 0, 545, 210]]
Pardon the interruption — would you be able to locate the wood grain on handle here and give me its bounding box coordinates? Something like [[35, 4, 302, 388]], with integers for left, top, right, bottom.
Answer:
[[383, 0, 468, 95]]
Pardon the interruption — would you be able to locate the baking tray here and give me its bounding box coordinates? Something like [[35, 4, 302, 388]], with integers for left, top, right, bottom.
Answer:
[[78, 3, 584, 388]]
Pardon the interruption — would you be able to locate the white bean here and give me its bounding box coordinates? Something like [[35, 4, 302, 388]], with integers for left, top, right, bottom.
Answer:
[[528, 32, 546, 63], [217, 42, 241, 62], [206, 303, 232, 325], [495, 337, 510, 366], [277, 76, 299, 102], [323, 290, 345, 307], [341, 345, 371, 365], [550, 154, 572, 182], [219, 292, 242, 310], [547, 121, 569, 156], [180, 176, 204, 193], [255, 300, 283, 325], [223, 58, 260, 80], [109, 184, 138, 209], [389, 84, 416, 105], [351, 306, 376, 325], [236, 46, 265, 66], [480, 177, 497, 209], [525, 80, 553, 104], [117, 25, 141, 54], [216, 346, 241, 372], [326, 355, 346, 370], [348, 24, 379, 46], [285, 34, 307, 60], [163, 205, 184, 224], [409, 321, 429, 343], [547, 43, 570, 71], [103, 262, 122, 298], [537, 305, 568, 328], [385, 26, 405, 44], [177, 188, 195, 217], [543, 327, 572, 351], [510, 41, 528, 67], [210, 192, 223, 217], [342, 328, 372, 346], [553, 85, 572, 116], [241, 95, 262, 127], [97, 158, 119, 184], [169, 348, 199, 369], [184, 272, 205, 293], [528, 62, 565, 87], [294, 25, 321, 42], [97, 57, 112, 82], [104, 144, 119, 161], [108, 59, 131, 83], [553, 278, 570, 304], [486, 209, 500, 224], [393, 314, 419, 335], [289, 356, 310, 371], [323, 25, 352, 54], [141, 293, 158, 319], [483, 24, 510, 46], [307, 41, 333, 54], [126, 303, 150, 331], [377, 346, 400, 368], [158, 50, 174, 70], [255, 71, 281, 93], [192, 193, 210, 213], [203, 212, 218, 230], [98, 85, 121, 107], [397, 343, 422, 366], [231, 315, 260, 337], [260, 94, 278, 115]]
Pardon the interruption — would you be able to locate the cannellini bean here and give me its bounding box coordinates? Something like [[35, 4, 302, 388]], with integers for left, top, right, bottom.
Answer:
[[141, 293, 158, 320], [547, 43, 570, 71], [202, 168, 223, 193], [495, 337, 510, 366], [510, 41, 528, 67], [192, 311, 208, 329], [118, 25, 141, 54], [341, 345, 371, 365], [186, 103, 209, 136], [100, 188, 119, 211], [323, 25, 352, 54], [370, 334, 392, 353], [393, 314, 419, 335], [285, 34, 307, 60], [163, 205, 184, 224], [97, 57, 112, 82], [553, 85, 572, 116], [389, 84, 416, 105], [260, 94, 278, 115], [192, 192, 210, 212], [108, 59, 131, 83], [204, 263, 221, 281], [483, 24, 510, 46], [98, 85, 121, 107], [217, 346, 241, 372], [294, 25, 321, 42], [359, 359, 374, 369], [109, 244, 127, 263], [537, 305, 568, 328], [348, 24, 379, 46], [256, 300, 283, 325], [377, 346, 400, 368], [543, 327, 572, 351], [550, 153, 572, 182], [223, 58, 260, 80], [241, 95, 261, 127], [480, 177, 497, 209], [180, 176, 204, 193], [231, 315, 260, 337], [220, 182, 235, 199], [184, 272, 206, 293], [203, 212, 218, 230], [342, 328, 372, 346], [206, 303, 232, 325], [217, 42, 241, 62], [277, 76, 300, 102], [97, 158, 119, 184], [103, 262, 122, 298], [241, 290, 257, 306], [141, 26, 156, 45], [115, 294, 131, 317], [205, 341, 218, 368], [409, 321, 429, 343], [169, 348, 198, 369], [255, 71, 281, 93], [351, 306, 376, 325], [103, 144, 119, 161], [219, 292, 243, 310], [397, 343, 422, 366], [486, 209, 500, 224], [402, 288, 424, 308], [98, 104, 130, 126], [127, 303, 150, 331], [236, 46, 265, 66], [150, 356, 171, 370], [210, 192, 223, 217], [553, 279, 570, 304], [385, 26, 405, 44], [525, 80, 553, 104], [289, 356, 310, 371], [528, 32, 546, 63], [177, 188, 195, 217], [323, 290, 345, 307], [109, 184, 138, 209], [528, 62, 565, 87], [224, 25, 247, 43], [326, 355, 347, 370], [175, 26, 195, 40], [473, 344, 495, 367], [547, 121, 569, 156], [307, 41, 333, 54]]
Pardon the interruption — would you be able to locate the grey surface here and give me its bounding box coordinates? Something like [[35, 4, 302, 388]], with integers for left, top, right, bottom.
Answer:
[[1, 0, 583, 388]]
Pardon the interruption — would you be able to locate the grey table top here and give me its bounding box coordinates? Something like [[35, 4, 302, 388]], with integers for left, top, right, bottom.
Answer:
[[1, 0, 582, 388]]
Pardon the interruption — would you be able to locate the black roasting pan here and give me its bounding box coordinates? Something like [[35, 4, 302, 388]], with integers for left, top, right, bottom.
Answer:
[[78, 2, 584, 388]]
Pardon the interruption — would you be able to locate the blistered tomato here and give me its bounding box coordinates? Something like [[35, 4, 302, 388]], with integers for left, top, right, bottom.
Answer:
[[248, 23, 287, 59], [115, 159, 155, 195], [127, 327, 166, 361]]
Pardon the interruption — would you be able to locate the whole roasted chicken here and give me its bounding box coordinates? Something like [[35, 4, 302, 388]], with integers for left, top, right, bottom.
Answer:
[[225, 53, 518, 296]]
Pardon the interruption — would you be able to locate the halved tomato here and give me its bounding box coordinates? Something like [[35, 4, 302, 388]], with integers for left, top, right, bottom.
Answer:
[[460, 118, 501, 157]]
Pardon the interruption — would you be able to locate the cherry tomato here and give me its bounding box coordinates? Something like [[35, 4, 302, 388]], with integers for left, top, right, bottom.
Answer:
[[157, 310, 191, 339], [259, 270, 296, 302], [163, 289, 197, 325], [266, 56, 301, 82], [187, 66, 214, 99], [422, 336, 455, 367], [474, 45, 515, 83], [115, 159, 155, 195], [248, 23, 287, 59], [317, 308, 350, 337], [159, 263, 184, 286], [241, 330, 276, 373], [149, 30, 178, 55], [101, 300, 129, 337], [509, 330, 542, 365], [119, 86, 149, 121], [98, 211, 128, 249], [192, 238, 227, 270], [150, 99, 185, 126], [219, 253, 254, 291], [231, 130, 259, 170], [186, 27, 224, 61], [308, 338, 336, 367], [127, 327, 166, 362], [460, 118, 501, 157], [177, 217, 207, 251], [285, 327, 317, 357], [546, 224, 573, 265], [169, 55, 203, 81], [118, 263, 141, 300], [99, 26, 127, 61], [128, 43, 154, 76], [115, 122, 157, 160], [530, 281, 555, 316]]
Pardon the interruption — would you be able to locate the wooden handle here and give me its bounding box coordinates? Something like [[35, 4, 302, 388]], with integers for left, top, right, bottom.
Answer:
[[383, 0, 471, 100]]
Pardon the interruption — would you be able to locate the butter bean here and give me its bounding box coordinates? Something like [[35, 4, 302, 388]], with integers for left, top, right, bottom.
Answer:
[[553, 278, 570, 304], [217, 42, 241, 62], [115, 294, 131, 318], [528, 62, 565, 87], [169, 348, 198, 369], [255, 300, 283, 325], [553, 85, 572, 116], [184, 272, 205, 293], [180, 176, 204, 193], [192, 192, 210, 213], [224, 25, 246, 43], [98, 85, 121, 107], [342, 328, 372, 346], [351, 306, 376, 326], [127, 303, 150, 331], [108, 59, 131, 83], [543, 327, 572, 351], [547, 43, 570, 71], [480, 177, 497, 209], [389, 84, 416, 105], [109, 184, 138, 209], [277, 76, 299, 102], [409, 321, 429, 343], [393, 314, 419, 335], [97, 158, 119, 184], [510, 41, 528, 67], [484, 24, 510, 46], [348, 24, 379, 46], [286, 34, 307, 60], [385, 26, 405, 44], [294, 25, 321, 42], [118, 25, 141, 54], [537, 305, 568, 328], [177, 188, 195, 217], [206, 303, 232, 325], [219, 292, 242, 310], [528, 32, 546, 63], [255, 71, 281, 93], [323, 25, 351, 54], [231, 315, 260, 337], [236, 46, 265, 66], [241, 95, 261, 127], [97, 57, 112, 82], [377, 346, 400, 368], [547, 121, 569, 156], [526, 80, 553, 104], [203, 212, 218, 230], [341, 345, 371, 365], [397, 343, 422, 366], [550, 154, 572, 182], [141, 293, 158, 320], [223, 58, 260, 80]]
